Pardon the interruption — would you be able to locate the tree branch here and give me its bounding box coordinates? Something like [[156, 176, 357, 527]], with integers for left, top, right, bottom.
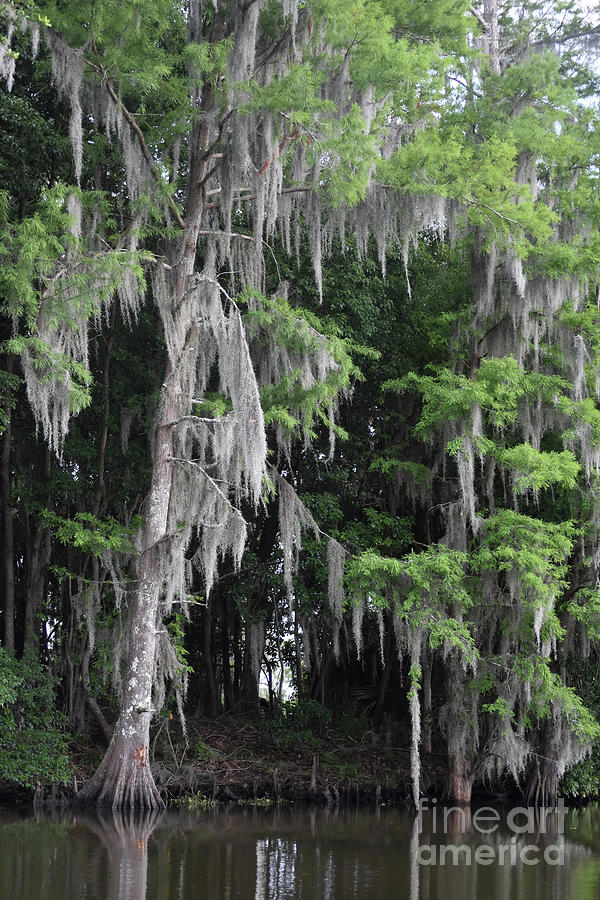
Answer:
[[204, 184, 315, 209], [83, 58, 186, 229], [170, 457, 249, 525], [470, 5, 488, 32]]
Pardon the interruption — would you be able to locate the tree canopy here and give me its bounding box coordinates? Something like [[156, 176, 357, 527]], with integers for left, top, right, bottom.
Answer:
[[2, 0, 600, 811]]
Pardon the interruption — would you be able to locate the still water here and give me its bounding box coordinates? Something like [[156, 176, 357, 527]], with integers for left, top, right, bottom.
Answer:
[[1, 802, 600, 899]]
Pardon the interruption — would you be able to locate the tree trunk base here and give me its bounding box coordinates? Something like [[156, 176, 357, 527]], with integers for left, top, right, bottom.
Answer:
[[77, 734, 164, 811], [526, 758, 559, 807], [446, 755, 474, 805]]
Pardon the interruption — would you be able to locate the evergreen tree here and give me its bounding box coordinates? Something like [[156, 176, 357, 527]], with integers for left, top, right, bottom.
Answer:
[[2, 0, 600, 811], [1, 0, 475, 807], [348, 0, 600, 804]]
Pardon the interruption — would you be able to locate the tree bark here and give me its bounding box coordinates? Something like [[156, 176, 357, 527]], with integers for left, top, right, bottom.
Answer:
[[233, 608, 242, 703], [240, 622, 260, 710], [221, 595, 234, 711], [202, 601, 219, 718], [79, 160, 207, 813], [293, 604, 303, 701], [526, 758, 559, 807], [447, 754, 474, 805], [77, 4, 224, 802], [526, 720, 561, 806], [76, 538, 166, 808], [484, 0, 501, 73], [422, 646, 433, 754], [272, 597, 285, 704], [24, 448, 52, 651], [1, 355, 14, 652]]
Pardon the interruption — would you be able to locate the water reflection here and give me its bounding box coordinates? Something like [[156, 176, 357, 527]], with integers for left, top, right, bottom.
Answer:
[[1, 803, 600, 899], [85, 808, 163, 900], [0, 806, 164, 900]]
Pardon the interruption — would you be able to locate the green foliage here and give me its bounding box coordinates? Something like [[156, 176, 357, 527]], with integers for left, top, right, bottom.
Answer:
[[561, 302, 600, 364], [560, 748, 600, 800], [193, 740, 220, 764], [2, 0, 600, 805], [472, 510, 576, 610], [266, 699, 332, 750], [527, 664, 600, 743], [0, 649, 72, 789], [0, 183, 148, 423], [0, 184, 77, 326], [496, 445, 580, 492], [370, 457, 433, 487], [330, 711, 371, 743], [40, 510, 138, 555], [182, 36, 233, 86], [566, 589, 600, 640], [348, 545, 477, 660], [167, 613, 193, 676], [174, 793, 219, 811], [235, 796, 280, 807], [241, 64, 333, 126], [396, 357, 569, 435], [407, 661, 421, 702], [481, 697, 515, 721], [272, 698, 332, 732], [241, 287, 361, 442]]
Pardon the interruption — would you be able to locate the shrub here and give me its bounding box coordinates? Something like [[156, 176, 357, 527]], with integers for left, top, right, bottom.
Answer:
[[0, 648, 72, 789]]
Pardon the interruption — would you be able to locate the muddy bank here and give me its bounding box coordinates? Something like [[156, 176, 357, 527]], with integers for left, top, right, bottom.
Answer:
[[2, 714, 527, 808], [1, 714, 453, 808], [154, 716, 453, 806]]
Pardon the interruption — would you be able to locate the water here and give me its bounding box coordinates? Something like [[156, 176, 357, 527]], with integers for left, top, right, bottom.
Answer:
[[1, 802, 600, 899]]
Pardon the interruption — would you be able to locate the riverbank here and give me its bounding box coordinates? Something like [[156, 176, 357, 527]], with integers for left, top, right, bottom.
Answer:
[[2, 712, 451, 808], [148, 714, 450, 807]]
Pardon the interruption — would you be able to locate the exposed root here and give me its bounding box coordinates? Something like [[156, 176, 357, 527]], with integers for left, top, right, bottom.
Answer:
[[77, 734, 164, 811]]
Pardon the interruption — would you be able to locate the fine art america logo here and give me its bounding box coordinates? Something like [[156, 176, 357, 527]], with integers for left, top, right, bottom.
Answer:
[[416, 798, 566, 866]]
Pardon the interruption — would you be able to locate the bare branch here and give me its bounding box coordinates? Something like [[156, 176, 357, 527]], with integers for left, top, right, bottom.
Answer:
[[470, 5, 488, 32]]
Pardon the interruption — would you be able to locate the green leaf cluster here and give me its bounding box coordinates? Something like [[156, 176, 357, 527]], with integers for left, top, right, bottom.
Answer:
[[0, 648, 72, 789]]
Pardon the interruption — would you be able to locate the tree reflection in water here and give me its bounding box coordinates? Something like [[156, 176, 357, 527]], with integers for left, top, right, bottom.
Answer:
[[81, 808, 163, 900], [0, 804, 600, 899]]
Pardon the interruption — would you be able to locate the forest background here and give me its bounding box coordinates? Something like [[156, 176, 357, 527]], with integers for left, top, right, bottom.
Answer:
[[2, 0, 600, 810]]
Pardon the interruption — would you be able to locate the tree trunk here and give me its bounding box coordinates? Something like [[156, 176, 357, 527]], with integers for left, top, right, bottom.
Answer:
[[76, 542, 166, 808], [240, 622, 260, 711], [79, 231, 203, 810], [79, 295, 192, 807], [527, 759, 560, 806], [484, 0, 501, 74], [526, 758, 560, 807], [24, 448, 52, 651], [447, 754, 474, 805], [272, 598, 285, 704], [526, 720, 561, 806], [233, 609, 242, 703], [293, 605, 303, 701], [78, 35, 215, 804], [202, 602, 219, 718], [1, 355, 14, 652], [221, 595, 234, 711], [422, 646, 433, 754]]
